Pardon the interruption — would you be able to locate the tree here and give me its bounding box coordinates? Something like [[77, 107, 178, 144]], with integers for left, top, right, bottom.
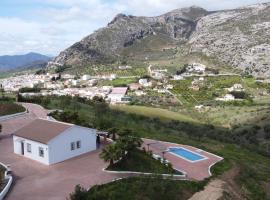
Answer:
[[117, 129, 143, 157], [107, 127, 118, 141], [100, 143, 121, 166], [68, 185, 88, 200]]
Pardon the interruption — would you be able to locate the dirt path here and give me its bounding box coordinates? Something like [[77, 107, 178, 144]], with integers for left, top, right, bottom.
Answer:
[[220, 164, 243, 199], [188, 179, 225, 200], [189, 164, 243, 200]]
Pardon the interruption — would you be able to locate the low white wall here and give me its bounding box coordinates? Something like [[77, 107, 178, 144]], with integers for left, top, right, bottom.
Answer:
[[103, 168, 187, 180], [0, 111, 27, 122], [0, 162, 13, 200]]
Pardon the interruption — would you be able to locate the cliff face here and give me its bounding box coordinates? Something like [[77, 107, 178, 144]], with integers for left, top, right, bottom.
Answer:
[[50, 6, 208, 67], [50, 3, 270, 77], [189, 3, 270, 77]]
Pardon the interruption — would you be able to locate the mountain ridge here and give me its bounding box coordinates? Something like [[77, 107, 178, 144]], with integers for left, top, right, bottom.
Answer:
[[0, 52, 52, 72], [49, 3, 270, 77]]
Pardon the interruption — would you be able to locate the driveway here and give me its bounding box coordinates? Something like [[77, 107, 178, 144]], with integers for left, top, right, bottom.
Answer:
[[0, 137, 126, 200]]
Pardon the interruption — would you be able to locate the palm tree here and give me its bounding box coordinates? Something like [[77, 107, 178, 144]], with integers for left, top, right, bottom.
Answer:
[[100, 144, 121, 166], [107, 127, 118, 141], [117, 129, 143, 157]]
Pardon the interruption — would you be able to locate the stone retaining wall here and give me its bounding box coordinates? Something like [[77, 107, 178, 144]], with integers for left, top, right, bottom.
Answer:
[[0, 162, 13, 200]]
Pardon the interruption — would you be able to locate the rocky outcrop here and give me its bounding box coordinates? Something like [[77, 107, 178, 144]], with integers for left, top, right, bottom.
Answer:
[[189, 3, 270, 77]]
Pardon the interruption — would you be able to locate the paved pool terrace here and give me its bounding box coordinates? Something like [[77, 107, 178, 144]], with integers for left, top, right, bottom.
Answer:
[[142, 138, 223, 180]]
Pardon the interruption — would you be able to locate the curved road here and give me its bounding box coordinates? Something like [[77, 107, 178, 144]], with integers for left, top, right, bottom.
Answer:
[[1, 103, 49, 136]]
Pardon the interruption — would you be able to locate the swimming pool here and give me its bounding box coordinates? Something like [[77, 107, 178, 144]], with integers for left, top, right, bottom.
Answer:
[[168, 147, 207, 162]]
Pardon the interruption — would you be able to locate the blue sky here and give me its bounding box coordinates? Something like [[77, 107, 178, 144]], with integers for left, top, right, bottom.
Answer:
[[0, 0, 268, 56]]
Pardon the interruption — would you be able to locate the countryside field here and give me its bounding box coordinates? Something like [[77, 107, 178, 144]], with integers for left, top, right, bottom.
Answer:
[[111, 105, 199, 123]]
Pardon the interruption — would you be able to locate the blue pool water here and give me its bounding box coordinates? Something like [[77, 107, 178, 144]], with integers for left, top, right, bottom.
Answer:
[[168, 147, 205, 162]]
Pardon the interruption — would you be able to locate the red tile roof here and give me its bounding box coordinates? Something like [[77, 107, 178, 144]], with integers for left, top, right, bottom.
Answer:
[[13, 119, 72, 144], [110, 87, 128, 95]]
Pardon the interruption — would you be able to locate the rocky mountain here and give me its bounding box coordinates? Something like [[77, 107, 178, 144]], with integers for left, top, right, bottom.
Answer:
[[189, 3, 270, 77], [50, 6, 208, 66], [50, 3, 270, 77], [0, 52, 52, 72]]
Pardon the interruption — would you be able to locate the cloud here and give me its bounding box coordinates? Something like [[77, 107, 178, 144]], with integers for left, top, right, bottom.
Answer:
[[0, 0, 268, 55]]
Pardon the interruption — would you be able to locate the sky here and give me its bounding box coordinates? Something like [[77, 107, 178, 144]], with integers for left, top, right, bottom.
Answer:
[[0, 0, 268, 56]]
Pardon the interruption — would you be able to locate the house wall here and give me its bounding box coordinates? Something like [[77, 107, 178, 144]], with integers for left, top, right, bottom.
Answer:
[[48, 126, 96, 165], [108, 94, 124, 102], [13, 136, 50, 165]]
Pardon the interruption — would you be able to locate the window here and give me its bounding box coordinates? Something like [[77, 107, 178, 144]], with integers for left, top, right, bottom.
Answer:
[[39, 147, 44, 157], [27, 143, 31, 153], [76, 141, 81, 149], [71, 142, 75, 151]]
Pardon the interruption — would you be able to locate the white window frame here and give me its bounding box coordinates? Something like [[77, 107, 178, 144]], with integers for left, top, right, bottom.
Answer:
[[71, 142, 75, 151], [76, 141, 81, 149], [27, 143, 31, 153], [39, 147, 44, 157]]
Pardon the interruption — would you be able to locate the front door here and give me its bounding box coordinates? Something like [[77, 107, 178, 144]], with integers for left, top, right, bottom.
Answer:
[[21, 142, 24, 155]]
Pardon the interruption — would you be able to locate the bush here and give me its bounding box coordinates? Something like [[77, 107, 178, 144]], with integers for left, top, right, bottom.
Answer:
[[19, 87, 41, 93], [229, 91, 249, 99]]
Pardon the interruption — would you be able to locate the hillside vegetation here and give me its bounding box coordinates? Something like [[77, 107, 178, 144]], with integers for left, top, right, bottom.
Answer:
[[0, 102, 25, 116]]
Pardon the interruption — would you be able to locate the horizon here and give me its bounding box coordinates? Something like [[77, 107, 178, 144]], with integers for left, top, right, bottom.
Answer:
[[0, 0, 269, 56]]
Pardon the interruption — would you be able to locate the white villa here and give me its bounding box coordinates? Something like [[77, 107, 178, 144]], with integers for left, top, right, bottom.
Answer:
[[82, 75, 91, 81], [187, 63, 206, 73], [216, 94, 235, 101], [107, 87, 129, 103], [172, 75, 184, 80], [227, 84, 244, 92], [13, 119, 97, 165], [139, 79, 152, 87]]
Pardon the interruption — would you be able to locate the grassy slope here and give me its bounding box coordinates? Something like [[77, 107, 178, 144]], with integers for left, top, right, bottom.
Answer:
[[111, 105, 199, 123], [86, 177, 205, 200]]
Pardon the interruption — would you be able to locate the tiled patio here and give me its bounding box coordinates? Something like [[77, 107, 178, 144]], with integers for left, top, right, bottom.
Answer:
[[142, 138, 223, 180]]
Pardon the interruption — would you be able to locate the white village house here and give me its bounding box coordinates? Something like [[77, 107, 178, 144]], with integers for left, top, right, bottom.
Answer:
[[107, 87, 129, 103], [13, 119, 97, 165]]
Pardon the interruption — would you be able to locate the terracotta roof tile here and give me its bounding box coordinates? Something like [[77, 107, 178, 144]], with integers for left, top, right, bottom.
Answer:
[[13, 119, 72, 144]]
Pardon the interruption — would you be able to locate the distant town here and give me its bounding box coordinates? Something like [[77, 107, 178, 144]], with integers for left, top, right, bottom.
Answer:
[[2, 62, 267, 107]]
